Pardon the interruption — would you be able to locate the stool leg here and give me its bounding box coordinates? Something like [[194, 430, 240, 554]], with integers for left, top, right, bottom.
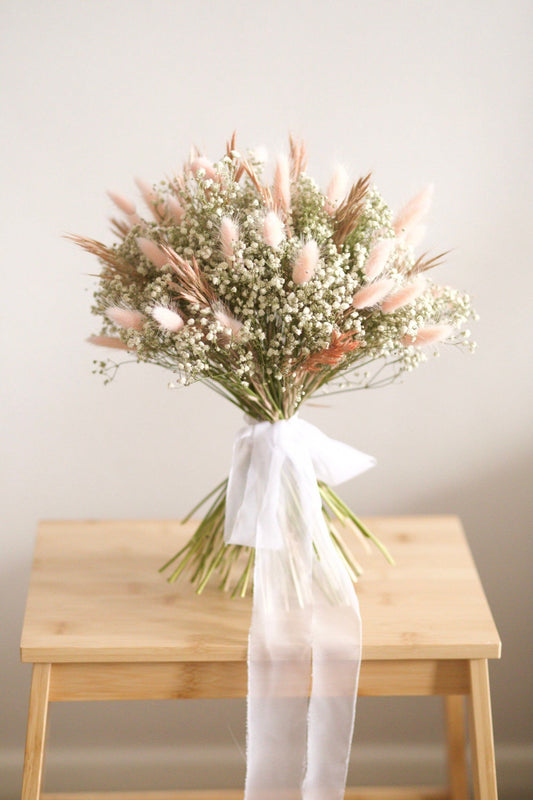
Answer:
[[468, 659, 498, 800], [21, 664, 51, 800], [444, 695, 469, 800]]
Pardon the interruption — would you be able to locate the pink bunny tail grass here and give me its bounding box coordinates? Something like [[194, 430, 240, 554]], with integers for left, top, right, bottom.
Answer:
[[107, 191, 141, 227], [215, 309, 243, 338], [352, 278, 395, 309], [105, 307, 145, 330], [404, 224, 427, 248], [136, 237, 169, 269], [381, 279, 426, 314], [134, 177, 164, 221], [166, 195, 184, 224], [402, 323, 453, 347], [393, 184, 434, 238], [87, 335, 131, 351], [365, 238, 395, 280], [107, 190, 136, 216], [262, 210, 285, 248], [325, 165, 349, 214], [151, 306, 185, 332], [190, 157, 217, 181], [249, 146, 268, 164], [220, 217, 239, 261], [292, 240, 320, 285], [273, 154, 291, 213]]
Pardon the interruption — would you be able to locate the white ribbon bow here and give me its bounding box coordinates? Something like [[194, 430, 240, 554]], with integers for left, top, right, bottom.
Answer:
[[225, 417, 375, 800]]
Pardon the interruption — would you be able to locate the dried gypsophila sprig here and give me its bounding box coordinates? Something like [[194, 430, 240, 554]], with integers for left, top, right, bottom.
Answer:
[[75, 132, 477, 594]]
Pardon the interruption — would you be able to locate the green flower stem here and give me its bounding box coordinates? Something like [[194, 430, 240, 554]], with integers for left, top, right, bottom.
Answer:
[[181, 478, 228, 523], [318, 482, 395, 565], [326, 520, 363, 581], [231, 548, 255, 599], [160, 475, 394, 596]]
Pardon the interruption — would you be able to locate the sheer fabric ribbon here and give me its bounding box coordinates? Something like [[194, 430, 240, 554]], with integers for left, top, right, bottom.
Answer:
[[225, 417, 375, 800]]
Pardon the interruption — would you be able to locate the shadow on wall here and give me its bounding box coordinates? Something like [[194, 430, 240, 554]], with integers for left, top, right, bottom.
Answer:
[[409, 442, 533, 745], [1, 552, 35, 755]]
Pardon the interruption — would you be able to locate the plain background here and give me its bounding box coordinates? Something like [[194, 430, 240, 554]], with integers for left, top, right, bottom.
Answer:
[[1, 1, 532, 797]]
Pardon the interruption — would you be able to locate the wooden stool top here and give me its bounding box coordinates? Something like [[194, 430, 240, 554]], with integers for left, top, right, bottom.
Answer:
[[20, 516, 500, 664]]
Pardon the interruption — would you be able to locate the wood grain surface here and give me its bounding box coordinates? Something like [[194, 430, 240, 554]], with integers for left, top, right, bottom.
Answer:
[[20, 516, 501, 664]]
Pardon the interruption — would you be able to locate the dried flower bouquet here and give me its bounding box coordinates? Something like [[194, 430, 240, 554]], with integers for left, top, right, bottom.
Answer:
[[74, 133, 476, 596]]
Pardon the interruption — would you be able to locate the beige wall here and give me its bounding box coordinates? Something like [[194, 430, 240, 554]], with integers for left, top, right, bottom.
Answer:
[[1, 0, 532, 796]]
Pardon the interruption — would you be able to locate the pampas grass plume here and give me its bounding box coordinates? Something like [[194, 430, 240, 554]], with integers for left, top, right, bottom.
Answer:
[[262, 211, 285, 248], [106, 307, 145, 330], [137, 237, 169, 269], [152, 306, 184, 332], [292, 240, 319, 285], [220, 217, 239, 261], [352, 279, 395, 309]]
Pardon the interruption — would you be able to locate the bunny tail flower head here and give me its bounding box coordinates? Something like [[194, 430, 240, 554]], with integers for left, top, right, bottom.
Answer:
[[393, 184, 434, 240], [107, 190, 136, 217], [137, 237, 169, 269], [325, 165, 349, 215], [262, 210, 285, 248], [106, 307, 145, 330], [292, 240, 319, 285], [190, 156, 217, 181], [134, 177, 167, 222], [402, 324, 454, 347], [166, 195, 184, 224], [215, 308, 243, 339], [273, 154, 291, 213], [152, 306, 185, 332], [364, 238, 395, 280], [220, 217, 239, 261], [351, 279, 395, 310], [381, 279, 426, 314], [87, 335, 131, 351]]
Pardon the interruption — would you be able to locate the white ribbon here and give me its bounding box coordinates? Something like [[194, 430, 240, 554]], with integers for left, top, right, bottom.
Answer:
[[225, 417, 375, 800]]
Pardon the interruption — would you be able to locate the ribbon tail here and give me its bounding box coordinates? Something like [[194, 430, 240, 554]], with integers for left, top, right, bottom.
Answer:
[[245, 556, 311, 800], [303, 560, 361, 799], [244, 455, 313, 800], [226, 418, 368, 800]]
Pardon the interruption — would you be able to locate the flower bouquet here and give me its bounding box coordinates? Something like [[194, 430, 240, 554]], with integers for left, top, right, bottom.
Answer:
[[74, 133, 475, 598], [74, 133, 476, 800]]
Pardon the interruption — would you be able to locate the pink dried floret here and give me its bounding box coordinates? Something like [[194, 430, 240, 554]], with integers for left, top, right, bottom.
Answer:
[[352, 279, 395, 309], [152, 306, 185, 332], [292, 240, 319, 285], [105, 307, 145, 330]]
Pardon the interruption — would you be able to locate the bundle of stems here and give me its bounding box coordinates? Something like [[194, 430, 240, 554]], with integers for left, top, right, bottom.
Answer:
[[159, 478, 393, 598]]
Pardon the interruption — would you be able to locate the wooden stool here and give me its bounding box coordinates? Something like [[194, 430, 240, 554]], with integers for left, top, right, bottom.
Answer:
[[20, 516, 501, 799]]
